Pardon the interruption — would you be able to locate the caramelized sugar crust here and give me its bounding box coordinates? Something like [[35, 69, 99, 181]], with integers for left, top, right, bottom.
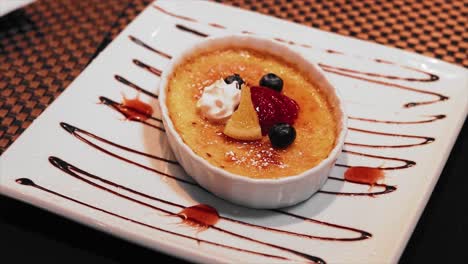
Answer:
[[167, 48, 337, 179]]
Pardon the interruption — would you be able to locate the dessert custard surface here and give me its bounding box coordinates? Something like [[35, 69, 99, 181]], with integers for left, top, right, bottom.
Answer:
[[167, 48, 337, 179]]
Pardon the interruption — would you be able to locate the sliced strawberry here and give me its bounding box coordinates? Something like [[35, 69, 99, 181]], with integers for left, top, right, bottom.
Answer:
[[250, 86, 299, 134]]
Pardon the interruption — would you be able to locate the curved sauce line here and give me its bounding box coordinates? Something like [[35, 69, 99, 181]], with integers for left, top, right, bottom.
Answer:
[[373, 59, 439, 82], [114, 75, 159, 99], [58, 122, 373, 238], [345, 127, 435, 148], [320, 67, 448, 108], [348, 114, 446, 124], [128, 35, 173, 59], [152, 4, 197, 22], [319, 63, 438, 82], [15, 178, 316, 263], [208, 23, 226, 29], [48, 156, 370, 242], [318, 177, 396, 196], [270, 209, 372, 239], [59, 122, 189, 183], [47, 156, 327, 263], [62, 120, 416, 173], [176, 24, 209, 38], [150, 23, 449, 108], [151, 4, 441, 84], [61, 121, 174, 164], [338, 150, 416, 170], [133, 59, 162, 76], [128, 35, 171, 59], [60, 122, 394, 199]]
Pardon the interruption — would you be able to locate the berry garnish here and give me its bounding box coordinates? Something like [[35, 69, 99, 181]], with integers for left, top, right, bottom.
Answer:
[[268, 123, 296, 148], [224, 74, 244, 89], [259, 73, 283, 92], [250, 86, 299, 134]]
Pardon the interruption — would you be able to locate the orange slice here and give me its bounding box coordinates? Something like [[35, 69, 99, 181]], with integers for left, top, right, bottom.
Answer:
[[224, 86, 262, 140]]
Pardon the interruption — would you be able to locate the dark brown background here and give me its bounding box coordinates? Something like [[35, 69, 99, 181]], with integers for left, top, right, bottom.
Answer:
[[1, 0, 467, 263]]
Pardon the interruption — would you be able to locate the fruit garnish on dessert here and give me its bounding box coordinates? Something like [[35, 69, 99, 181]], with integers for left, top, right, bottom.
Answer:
[[199, 71, 299, 147], [250, 86, 299, 135], [224, 86, 262, 140], [268, 123, 296, 148], [259, 73, 283, 92]]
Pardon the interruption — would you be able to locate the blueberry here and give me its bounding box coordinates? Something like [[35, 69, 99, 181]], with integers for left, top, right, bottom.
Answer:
[[260, 73, 283, 92], [268, 123, 296, 148], [224, 74, 244, 89]]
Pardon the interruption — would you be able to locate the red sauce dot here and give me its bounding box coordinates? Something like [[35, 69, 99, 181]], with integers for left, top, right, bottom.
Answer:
[[120, 96, 153, 121], [344, 166, 384, 186], [177, 204, 219, 231]]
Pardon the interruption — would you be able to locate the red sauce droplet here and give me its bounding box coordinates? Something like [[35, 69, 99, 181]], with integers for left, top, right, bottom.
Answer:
[[120, 96, 154, 121], [344, 166, 384, 186], [177, 204, 219, 231]]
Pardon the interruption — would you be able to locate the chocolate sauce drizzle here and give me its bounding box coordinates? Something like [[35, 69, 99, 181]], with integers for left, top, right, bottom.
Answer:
[[133, 59, 162, 76], [114, 75, 158, 99], [319, 63, 439, 82], [16, 178, 323, 263], [58, 121, 387, 209], [59, 122, 184, 180], [208, 23, 226, 29], [318, 177, 396, 196], [61, 116, 410, 191], [274, 37, 312, 49], [372, 59, 440, 82], [128, 35, 171, 59], [152, 4, 442, 85], [325, 49, 343, 55], [320, 167, 396, 196], [128, 35, 172, 60], [176, 24, 209, 38], [48, 156, 369, 242], [98, 96, 165, 132], [346, 127, 435, 148], [152, 4, 197, 22], [319, 66, 448, 108], [348, 114, 446, 124], [153, 3, 441, 81], [149, 4, 448, 108], [169, 24, 447, 108], [337, 149, 416, 170]]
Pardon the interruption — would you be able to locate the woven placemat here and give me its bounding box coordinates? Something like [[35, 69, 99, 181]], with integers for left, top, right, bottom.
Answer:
[[1, 0, 467, 153]]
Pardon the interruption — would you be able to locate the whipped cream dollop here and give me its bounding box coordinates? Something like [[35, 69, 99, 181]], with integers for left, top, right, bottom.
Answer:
[[196, 79, 241, 123]]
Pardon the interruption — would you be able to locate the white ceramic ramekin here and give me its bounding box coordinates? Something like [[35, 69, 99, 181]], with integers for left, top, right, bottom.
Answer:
[[159, 34, 347, 209]]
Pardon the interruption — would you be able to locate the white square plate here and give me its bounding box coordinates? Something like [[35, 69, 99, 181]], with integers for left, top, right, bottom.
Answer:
[[1, 1, 467, 263]]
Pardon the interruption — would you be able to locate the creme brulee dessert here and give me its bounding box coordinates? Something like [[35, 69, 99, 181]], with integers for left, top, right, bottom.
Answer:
[[166, 48, 337, 179]]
